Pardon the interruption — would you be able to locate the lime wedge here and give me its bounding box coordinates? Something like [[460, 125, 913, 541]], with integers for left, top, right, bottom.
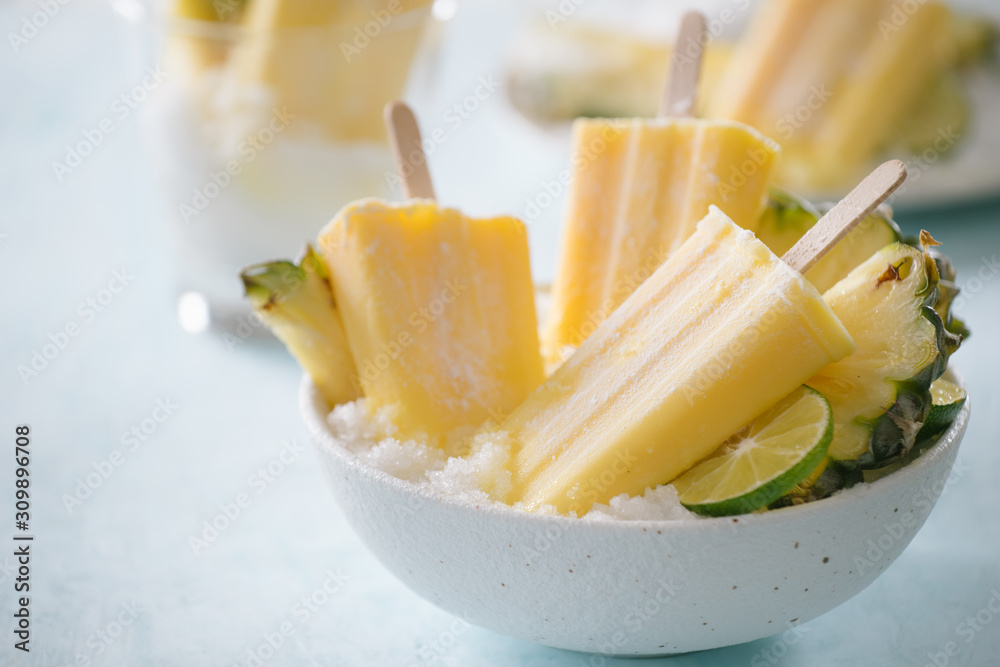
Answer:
[[918, 378, 967, 439], [673, 386, 833, 517]]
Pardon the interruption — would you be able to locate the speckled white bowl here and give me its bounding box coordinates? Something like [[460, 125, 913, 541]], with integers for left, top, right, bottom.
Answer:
[[301, 376, 969, 656]]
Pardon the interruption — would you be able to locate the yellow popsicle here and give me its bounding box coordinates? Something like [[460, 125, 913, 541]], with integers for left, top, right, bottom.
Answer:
[[318, 199, 545, 440], [501, 207, 855, 515], [812, 2, 953, 176], [708, 0, 953, 191], [542, 117, 779, 364], [228, 0, 434, 142]]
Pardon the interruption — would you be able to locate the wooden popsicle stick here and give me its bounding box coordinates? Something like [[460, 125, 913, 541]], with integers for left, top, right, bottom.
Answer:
[[659, 11, 706, 118], [384, 101, 436, 200], [782, 160, 907, 275]]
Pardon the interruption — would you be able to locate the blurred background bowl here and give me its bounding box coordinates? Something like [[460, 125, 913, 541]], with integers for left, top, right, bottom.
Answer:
[[116, 0, 452, 328]]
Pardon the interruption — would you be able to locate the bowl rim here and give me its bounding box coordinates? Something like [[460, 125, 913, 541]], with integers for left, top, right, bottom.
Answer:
[[301, 370, 969, 534]]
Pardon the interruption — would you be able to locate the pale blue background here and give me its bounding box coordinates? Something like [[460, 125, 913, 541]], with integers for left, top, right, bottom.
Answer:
[[2, 1, 999, 665]]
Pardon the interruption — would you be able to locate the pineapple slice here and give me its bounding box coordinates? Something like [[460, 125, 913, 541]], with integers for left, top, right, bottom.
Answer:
[[241, 245, 360, 408], [755, 189, 901, 294], [497, 209, 855, 515], [808, 233, 962, 468]]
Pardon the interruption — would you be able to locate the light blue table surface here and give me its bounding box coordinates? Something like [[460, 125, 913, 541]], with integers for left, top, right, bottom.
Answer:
[[3, 1, 1000, 665]]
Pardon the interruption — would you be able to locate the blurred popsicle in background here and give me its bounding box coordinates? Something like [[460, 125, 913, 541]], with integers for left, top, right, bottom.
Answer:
[[707, 0, 956, 192], [222, 0, 435, 143], [505, 0, 997, 199], [542, 11, 780, 366]]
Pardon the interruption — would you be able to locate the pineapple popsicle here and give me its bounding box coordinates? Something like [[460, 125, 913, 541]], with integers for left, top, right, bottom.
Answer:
[[543, 12, 781, 364], [707, 0, 953, 190], [317, 199, 545, 440], [543, 118, 780, 361], [502, 207, 855, 514], [226, 0, 435, 142]]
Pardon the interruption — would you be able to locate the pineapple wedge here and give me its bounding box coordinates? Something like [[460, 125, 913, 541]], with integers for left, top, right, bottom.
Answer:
[[755, 189, 901, 294], [808, 233, 962, 468], [497, 208, 854, 515], [241, 245, 360, 407]]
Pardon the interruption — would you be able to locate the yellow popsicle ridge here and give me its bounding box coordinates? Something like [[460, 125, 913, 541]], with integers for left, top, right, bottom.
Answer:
[[543, 117, 780, 365], [501, 208, 855, 515]]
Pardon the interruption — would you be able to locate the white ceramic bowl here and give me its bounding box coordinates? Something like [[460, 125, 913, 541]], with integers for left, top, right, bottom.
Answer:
[[301, 376, 970, 656]]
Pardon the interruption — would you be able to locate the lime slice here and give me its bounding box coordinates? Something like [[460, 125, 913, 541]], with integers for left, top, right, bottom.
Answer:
[[673, 386, 833, 517], [918, 378, 967, 439]]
